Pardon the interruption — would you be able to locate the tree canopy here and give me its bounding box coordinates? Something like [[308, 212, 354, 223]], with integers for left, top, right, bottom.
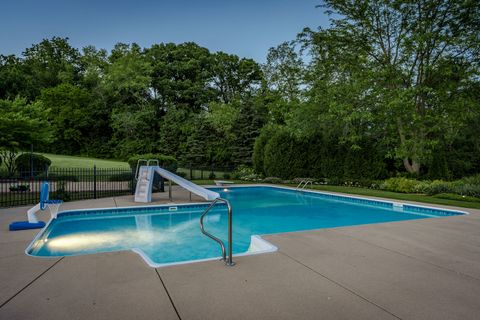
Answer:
[[1, 0, 479, 181]]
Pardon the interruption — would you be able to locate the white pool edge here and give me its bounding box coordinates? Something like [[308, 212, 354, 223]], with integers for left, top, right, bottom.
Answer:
[[24, 184, 469, 267]]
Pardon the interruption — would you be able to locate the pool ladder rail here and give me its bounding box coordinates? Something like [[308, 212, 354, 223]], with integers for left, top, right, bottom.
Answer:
[[296, 180, 313, 190], [200, 198, 235, 266]]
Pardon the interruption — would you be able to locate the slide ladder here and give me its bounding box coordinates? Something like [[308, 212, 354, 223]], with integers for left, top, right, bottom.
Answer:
[[134, 165, 155, 202]]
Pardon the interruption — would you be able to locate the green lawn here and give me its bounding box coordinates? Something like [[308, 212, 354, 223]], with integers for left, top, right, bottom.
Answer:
[[41, 153, 129, 169]]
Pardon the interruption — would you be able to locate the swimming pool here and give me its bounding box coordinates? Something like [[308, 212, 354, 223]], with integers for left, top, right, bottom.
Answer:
[[27, 186, 465, 267]]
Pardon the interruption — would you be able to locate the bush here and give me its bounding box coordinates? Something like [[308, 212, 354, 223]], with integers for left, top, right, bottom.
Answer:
[[458, 174, 480, 186], [49, 173, 80, 181], [127, 154, 177, 172], [233, 166, 261, 181], [452, 175, 480, 197], [176, 171, 187, 178], [223, 173, 231, 179], [53, 181, 71, 201], [263, 177, 282, 184], [424, 180, 454, 195], [380, 177, 426, 193], [36, 172, 79, 181], [263, 129, 310, 179], [256, 125, 388, 181], [9, 184, 30, 192], [208, 172, 216, 180], [108, 172, 133, 181], [15, 153, 51, 174], [253, 126, 276, 175]]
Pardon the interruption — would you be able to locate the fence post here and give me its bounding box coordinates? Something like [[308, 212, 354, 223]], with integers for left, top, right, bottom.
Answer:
[[131, 167, 136, 195], [93, 165, 97, 199]]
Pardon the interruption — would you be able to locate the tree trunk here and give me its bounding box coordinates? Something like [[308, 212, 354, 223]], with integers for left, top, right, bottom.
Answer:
[[403, 158, 420, 175]]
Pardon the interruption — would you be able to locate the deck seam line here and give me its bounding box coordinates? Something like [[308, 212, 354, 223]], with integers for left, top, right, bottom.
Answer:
[[332, 229, 480, 282], [0, 257, 64, 309], [155, 269, 182, 320], [278, 251, 403, 320]]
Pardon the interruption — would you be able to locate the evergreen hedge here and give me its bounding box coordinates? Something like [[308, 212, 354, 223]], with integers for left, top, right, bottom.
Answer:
[[127, 154, 178, 172], [255, 128, 388, 180]]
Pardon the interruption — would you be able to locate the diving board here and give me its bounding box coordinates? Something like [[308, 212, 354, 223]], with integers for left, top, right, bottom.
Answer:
[[134, 166, 220, 203]]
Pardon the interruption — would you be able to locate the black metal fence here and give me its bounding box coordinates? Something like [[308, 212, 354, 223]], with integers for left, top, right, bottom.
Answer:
[[0, 164, 237, 208], [0, 167, 135, 208], [178, 165, 235, 180]]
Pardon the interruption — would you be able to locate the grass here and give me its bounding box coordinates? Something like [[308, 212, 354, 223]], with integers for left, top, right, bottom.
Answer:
[[289, 184, 480, 209], [40, 153, 129, 169]]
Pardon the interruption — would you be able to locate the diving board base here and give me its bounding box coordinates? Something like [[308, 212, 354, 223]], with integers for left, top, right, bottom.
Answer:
[[9, 221, 46, 231]]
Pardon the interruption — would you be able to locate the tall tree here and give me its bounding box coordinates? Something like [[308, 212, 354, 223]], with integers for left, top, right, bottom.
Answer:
[[211, 52, 262, 103], [0, 98, 52, 174], [302, 0, 480, 174], [23, 37, 80, 98]]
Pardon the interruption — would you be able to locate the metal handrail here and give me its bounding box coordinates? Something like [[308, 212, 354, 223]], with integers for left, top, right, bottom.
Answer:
[[135, 159, 160, 181], [296, 180, 313, 190], [135, 159, 148, 180], [147, 159, 159, 167], [200, 198, 235, 266], [302, 181, 313, 190]]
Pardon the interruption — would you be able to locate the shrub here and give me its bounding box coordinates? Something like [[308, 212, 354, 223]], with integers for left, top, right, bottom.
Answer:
[[108, 172, 133, 181], [223, 173, 231, 179], [263, 129, 309, 179], [424, 180, 454, 195], [15, 153, 51, 174], [176, 171, 187, 178], [459, 174, 480, 185], [232, 166, 261, 181], [452, 175, 480, 197], [208, 172, 216, 180], [127, 154, 177, 172], [37, 172, 79, 181], [9, 184, 30, 192], [263, 177, 282, 184], [53, 181, 71, 201], [380, 177, 424, 193], [253, 126, 276, 175], [49, 173, 79, 181]]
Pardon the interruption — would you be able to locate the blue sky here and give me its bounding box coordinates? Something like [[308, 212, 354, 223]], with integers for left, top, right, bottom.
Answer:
[[0, 0, 329, 62]]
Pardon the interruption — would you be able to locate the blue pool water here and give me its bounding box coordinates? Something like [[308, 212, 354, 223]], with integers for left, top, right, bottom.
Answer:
[[28, 186, 464, 266]]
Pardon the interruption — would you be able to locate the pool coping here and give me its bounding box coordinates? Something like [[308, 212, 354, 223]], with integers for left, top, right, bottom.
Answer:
[[24, 184, 468, 268]]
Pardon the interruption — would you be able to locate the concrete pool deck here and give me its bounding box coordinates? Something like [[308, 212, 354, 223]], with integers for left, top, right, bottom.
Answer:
[[1, 186, 480, 319]]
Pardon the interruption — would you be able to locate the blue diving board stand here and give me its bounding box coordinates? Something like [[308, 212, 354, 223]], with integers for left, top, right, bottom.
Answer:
[[9, 181, 62, 231]]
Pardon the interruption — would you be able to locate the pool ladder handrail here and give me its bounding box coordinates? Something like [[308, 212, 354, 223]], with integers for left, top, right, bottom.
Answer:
[[135, 159, 160, 180], [200, 197, 235, 266], [296, 180, 313, 190]]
